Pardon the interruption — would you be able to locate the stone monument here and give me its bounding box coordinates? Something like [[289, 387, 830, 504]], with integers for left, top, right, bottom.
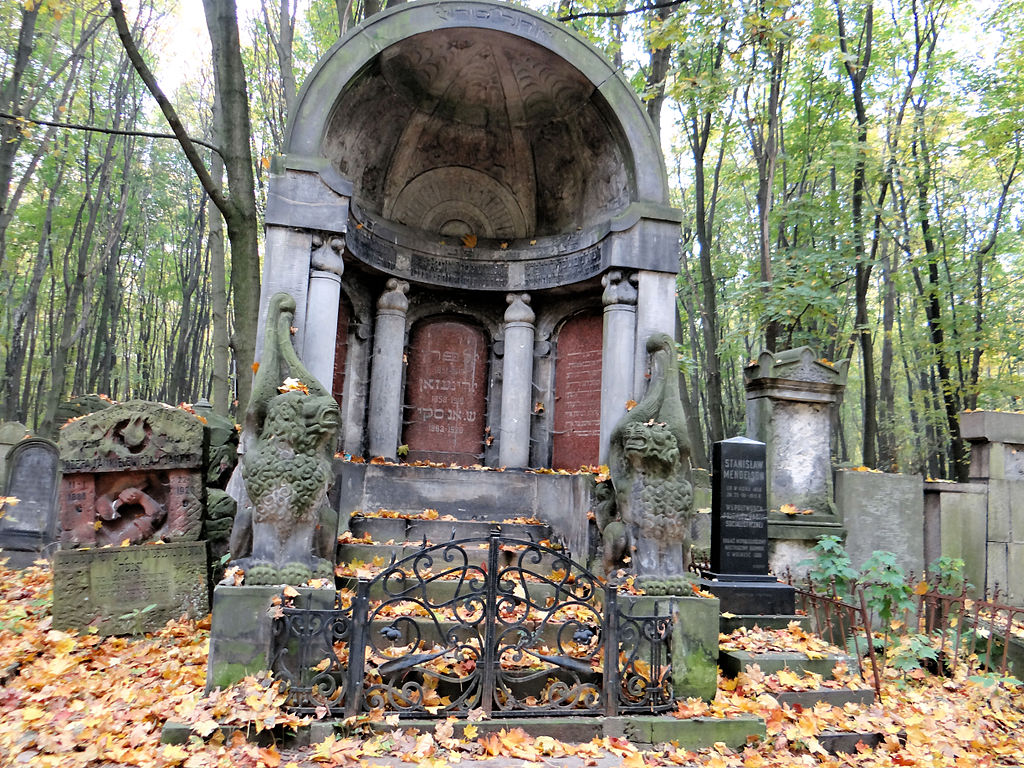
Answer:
[[255, 0, 681, 479], [52, 401, 208, 634], [0, 437, 60, 567], [699, 437, 795, 615], [744, 347, 847, 574]]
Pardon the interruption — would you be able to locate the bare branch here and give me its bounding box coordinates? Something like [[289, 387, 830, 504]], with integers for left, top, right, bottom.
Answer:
[[0, 110, 222, 155], [557, 0, 685, 22], [109, 0, 234, 219]]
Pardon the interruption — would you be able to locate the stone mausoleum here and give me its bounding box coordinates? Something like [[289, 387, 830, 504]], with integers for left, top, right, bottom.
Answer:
[[258, 0, 681, 470]]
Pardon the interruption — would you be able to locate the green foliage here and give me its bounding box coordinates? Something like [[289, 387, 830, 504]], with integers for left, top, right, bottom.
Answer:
[[928, 556, 971, 596], [859, 550, 915, 627], [801, 535, 858, 596]]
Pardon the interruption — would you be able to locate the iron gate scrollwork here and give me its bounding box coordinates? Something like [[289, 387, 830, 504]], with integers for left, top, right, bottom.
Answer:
[[271, 534, 677, 718]]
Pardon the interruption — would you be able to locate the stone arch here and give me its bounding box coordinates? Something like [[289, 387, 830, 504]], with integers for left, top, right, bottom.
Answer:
[[286, 0, 675, 258]]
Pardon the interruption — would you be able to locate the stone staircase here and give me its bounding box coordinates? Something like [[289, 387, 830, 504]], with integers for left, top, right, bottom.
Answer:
[[333, 460, 594, 574]]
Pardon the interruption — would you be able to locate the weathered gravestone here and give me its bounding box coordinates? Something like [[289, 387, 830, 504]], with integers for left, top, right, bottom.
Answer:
[[745, 347, 847, 575], [53, 401, 208, 634], [0, 421, 30, 480], [52, 542, 208, 636], [699, 437, 795, 615], [0, 438, 60, 568]]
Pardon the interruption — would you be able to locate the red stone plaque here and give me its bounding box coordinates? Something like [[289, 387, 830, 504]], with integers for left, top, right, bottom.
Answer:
[[404, 319, 488, 465], [332, 297, 351, 410], [552, 312, 602, 469]]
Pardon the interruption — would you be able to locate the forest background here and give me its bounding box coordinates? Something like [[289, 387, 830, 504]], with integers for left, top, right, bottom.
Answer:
[[0, 0, 1021, 482]]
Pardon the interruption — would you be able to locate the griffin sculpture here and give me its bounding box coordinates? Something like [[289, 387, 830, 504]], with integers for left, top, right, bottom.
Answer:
[[607, 333, 694, 594], [228, 293, 341, 585]]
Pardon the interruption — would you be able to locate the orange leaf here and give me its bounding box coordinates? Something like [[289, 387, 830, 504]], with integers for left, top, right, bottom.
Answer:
[[914, 580, 929, 595]]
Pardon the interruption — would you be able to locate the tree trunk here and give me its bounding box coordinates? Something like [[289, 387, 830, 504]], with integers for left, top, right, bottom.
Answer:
[[203, 0, 261, 416]]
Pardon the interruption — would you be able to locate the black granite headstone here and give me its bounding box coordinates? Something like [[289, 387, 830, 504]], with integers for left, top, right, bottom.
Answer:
[[711, 437, 769, 575], [1, 438, 60, 567], [701, 437, 794, 616]]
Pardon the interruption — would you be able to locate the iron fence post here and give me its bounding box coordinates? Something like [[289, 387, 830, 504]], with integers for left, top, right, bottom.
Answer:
[[345, 579, 371, 718], [604, 586, 618, 717], [481, 532, 500, 716]]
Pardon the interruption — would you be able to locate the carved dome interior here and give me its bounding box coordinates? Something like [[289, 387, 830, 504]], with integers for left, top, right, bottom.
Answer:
[[321, 28, 632, 240]]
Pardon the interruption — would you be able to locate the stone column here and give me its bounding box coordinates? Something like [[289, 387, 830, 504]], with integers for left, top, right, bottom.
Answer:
[[303, 235, 345, 389], [255, 227, 314, 362], [599, 270, 637, 463], [634, 270, 677, 396], [499, 293, 535, 468], [367, 279, 409, 460]]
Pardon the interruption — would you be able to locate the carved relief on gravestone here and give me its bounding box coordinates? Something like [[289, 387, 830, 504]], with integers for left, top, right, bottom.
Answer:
[[552, 311, 602, 470], [403, 318, 488, 465], [0, 438, 60, 566], [57, 401, 205, 548], [607, 333, 694, 595], [229, 292, 341, 586]]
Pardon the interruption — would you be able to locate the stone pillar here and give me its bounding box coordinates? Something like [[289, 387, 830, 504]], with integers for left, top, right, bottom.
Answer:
[[744, 347, 847, 576], [634, 270, 677, 396], [499, 293, 535, 468], [255, 227, 314, 363], [960, 410, 1024, 602], [367, 279, 409, 460], [304, 234, 345, 389], [599, 270, 637, 464]]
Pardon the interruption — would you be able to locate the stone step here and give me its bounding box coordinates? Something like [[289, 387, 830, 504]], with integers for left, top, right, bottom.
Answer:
[[774, 687, 875, 709], [336, 574, 571, 606], [336, 541, 566, 575], [718, 650, 856, 679], [336, 461, 593, 561], [719, 614, 811, 635], [349, 517, 553, 545], [287, 713, 765, 751]]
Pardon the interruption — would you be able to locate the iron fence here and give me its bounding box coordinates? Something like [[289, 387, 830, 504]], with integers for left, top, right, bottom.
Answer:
[[271, 534, 678, 718]]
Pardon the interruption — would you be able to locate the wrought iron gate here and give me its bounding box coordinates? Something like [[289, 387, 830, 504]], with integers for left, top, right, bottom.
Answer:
[[271, 534, 676, 718]]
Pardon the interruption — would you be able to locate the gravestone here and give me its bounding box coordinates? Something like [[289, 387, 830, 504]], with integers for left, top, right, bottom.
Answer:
[[711, 437, 769, 575], [53, 401, 208, 634], [552, 312, 603, 469], [744, 347, 846, 575], [0, 438, 60, 568], [403, 319, 488, 465], [699, 437, 795, 615], [57, 401, 205, 547], [52, 541, 208, 635]]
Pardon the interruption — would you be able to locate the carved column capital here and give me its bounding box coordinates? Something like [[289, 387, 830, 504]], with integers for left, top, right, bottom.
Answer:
[[377, 278, 410, 313], [602, 270, 638, 307], [504, 292, 535, 325], [310, 234, 345, 277]]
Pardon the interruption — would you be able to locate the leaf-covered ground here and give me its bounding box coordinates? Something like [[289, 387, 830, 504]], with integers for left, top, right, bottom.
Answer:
[[1, 562, 1022, 767]]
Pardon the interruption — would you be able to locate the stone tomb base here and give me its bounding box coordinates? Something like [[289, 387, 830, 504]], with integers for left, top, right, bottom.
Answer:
[[53, 541, 208, 635], [698, 572, 796, 616]]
